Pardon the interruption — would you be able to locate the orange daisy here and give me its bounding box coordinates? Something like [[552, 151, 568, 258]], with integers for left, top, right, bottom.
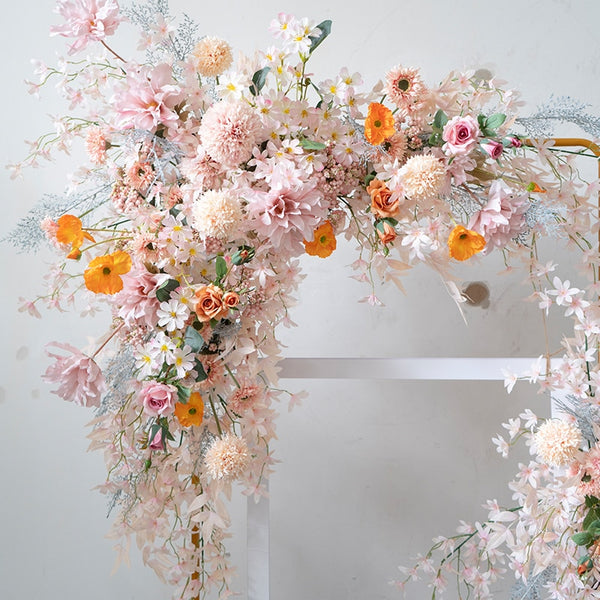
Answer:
[[364, 102, 395, 146], [56, 214, 95, 259], [174, 392, 204, 427], [448, 225, 486, 261], [83, 250, 132, 294], [303, 221, 337, 258]]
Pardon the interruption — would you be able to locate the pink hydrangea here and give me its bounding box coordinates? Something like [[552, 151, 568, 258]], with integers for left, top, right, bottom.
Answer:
[[43, 342, 106, 407], [116, 263, 167, 328], [468, 181, 528, 251], [198, 100, 262, 168], [50, 0, 122, 55], [246, 181, 327, 253], [114, 64, 184, 132]]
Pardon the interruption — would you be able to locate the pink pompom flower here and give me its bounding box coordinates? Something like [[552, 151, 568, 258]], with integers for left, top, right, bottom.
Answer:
[[43, 342, 106, 407]]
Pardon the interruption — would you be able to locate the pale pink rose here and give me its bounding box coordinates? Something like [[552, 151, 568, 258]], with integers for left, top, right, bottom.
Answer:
[[139, 381, 176, 417], [43, 342, 106, 407], [114, 64, 184, 132], [481, 140, 504, 160], [50, 0, 122, 55], [442, 115, 480, 154]]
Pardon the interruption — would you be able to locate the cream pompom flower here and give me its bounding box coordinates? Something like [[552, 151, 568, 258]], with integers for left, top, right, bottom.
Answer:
[[191, 189, 243, 240], [192, 36, 233, 78], [204, 434, 250, 481], [399, 154, 447, 204], [534, 419, 582, 466]]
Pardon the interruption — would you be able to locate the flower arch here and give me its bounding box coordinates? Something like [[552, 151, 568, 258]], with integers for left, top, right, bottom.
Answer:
[[8, 2, 600, 599]]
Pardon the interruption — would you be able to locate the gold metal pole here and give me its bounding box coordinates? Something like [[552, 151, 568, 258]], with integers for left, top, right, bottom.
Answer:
[[524, 137, 600, 248]]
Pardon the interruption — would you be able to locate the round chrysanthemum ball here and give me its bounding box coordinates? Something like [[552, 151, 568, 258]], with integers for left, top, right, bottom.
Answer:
[[534, 419, 582, 466], [192, 36, 233, 78], [399, 154, 447, 204], [204, 433, 250, 481], [199, 100, 262, 168], [191, 189, 242, 240]]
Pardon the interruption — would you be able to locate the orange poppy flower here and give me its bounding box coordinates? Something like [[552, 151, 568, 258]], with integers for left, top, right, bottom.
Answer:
[[364, 102, 395, 146], [83, 250, 132, 294], [174, 392, 204, 427], [448, 225, 486, 261], [303, 221, 337, 258], [56, 215, 95, 259]]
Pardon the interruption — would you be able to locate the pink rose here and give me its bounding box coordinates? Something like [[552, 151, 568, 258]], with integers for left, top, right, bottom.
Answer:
[[140, 381, 176, 417], [481, 140, 504, 160], [442, 116, 480, 154], [149, 429, 166, 451], [508, 136, 522, 148]]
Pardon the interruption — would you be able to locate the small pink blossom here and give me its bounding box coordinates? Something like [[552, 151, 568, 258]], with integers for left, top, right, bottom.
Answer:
[[139, 381, 176, 417], [51, 0, 122, 55], [43, 342, 106, 407]]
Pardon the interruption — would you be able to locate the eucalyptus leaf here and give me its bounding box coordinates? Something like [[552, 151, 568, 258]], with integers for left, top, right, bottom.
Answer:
[[485, 113, 506, 130], [433, 109, 448, 131], [194, 358, 208, 382], [184, 326, 205, 353], [572, 531, 593, 546], [299, 138, 327, 150], [155, 278, 180, 303], [308, 20, 332, 54], [176, 385, 191, 404], [250, 66, 270, 96]]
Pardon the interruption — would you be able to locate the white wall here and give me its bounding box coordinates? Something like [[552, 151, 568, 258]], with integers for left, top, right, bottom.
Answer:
[[1, 1, 599, 599]]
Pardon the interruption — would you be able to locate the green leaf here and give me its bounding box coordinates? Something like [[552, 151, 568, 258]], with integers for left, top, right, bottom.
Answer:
[[299, 138, 327, 151], [572, 531, 594, 546], [308, 20, 332, 54], [586, 494, 600, 508], [382, 217, 398, 227], [485, 113, 506, 130], [155, 279, 180, 302], [194, 358, 208, 382], [477, 114, 486, 129], [432, 109, 448, 131], [249, 66, 270, 96], [583, 508, 599, 531], [176, 385, 191, 404], [428, 132, 442, 146], [184, 326, 205, 353], [364, 172, 376, 187], [215, 256, 228, 285]]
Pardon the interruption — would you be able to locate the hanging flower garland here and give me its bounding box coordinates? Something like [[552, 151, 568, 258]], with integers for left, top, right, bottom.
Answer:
[[8, 1, 600, 598]]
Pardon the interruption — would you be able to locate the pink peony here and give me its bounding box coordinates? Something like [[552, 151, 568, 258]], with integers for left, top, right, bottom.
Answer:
[[43, 342, 106, 407], [442, 115, 480, 155], [116, 263, 167, 328], [139, 381, 176, 417], [199, 101, 262, 168], [468, 181, 528, 251], [114, 64, 184, 132], [51, 0, 122, 55], [246, 181, 327, 253], [481, 140, 504, 160]]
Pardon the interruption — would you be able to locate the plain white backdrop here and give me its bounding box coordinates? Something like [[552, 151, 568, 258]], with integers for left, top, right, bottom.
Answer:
[[1, 1, 600, 599]]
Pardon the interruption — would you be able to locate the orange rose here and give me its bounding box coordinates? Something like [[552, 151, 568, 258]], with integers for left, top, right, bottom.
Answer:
[[367, 179, 400, 219], [222, 291, 239, 310], [376, 221, 397, 245], [194, 284, 226, 322]]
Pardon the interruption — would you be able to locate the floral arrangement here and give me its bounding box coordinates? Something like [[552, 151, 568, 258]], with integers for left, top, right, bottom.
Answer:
[[9, 0, 600, 598]]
